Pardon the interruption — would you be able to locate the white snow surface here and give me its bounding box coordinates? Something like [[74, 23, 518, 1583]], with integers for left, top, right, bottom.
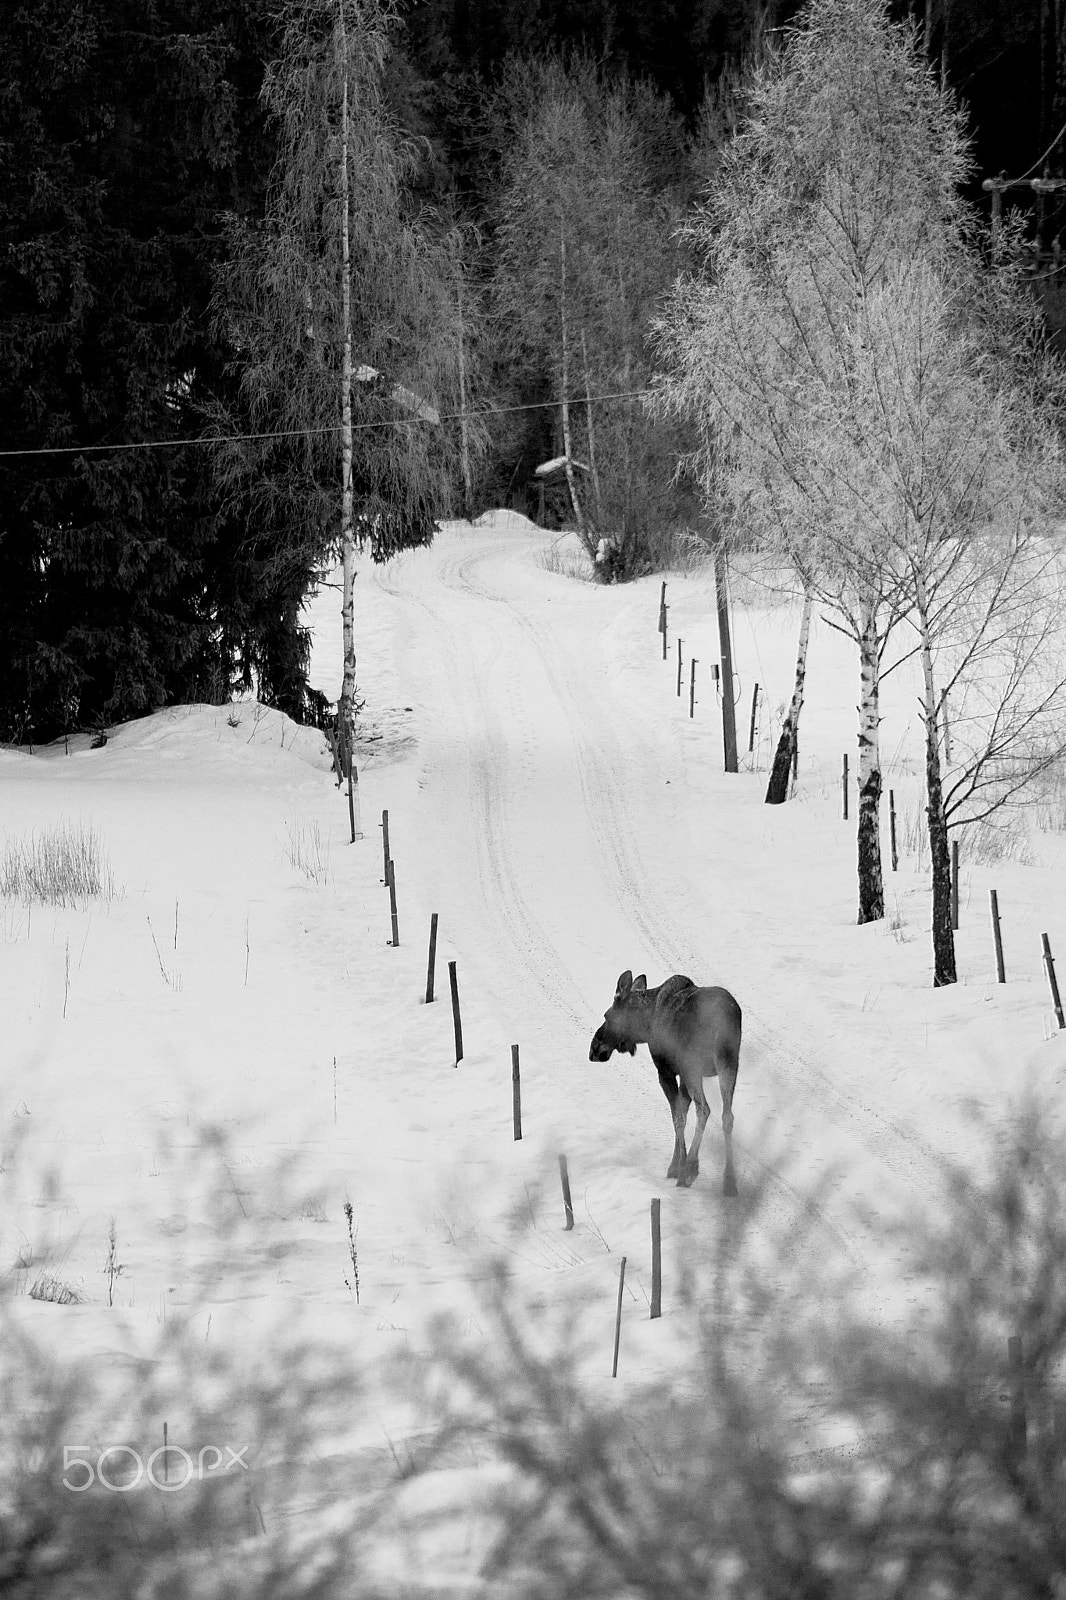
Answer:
[[3, 510, 1066, 1569]]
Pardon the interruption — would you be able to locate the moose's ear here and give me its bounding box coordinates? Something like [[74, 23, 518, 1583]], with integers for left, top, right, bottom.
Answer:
[[632, 974, 648, 991], [615, 969, 633, 997]]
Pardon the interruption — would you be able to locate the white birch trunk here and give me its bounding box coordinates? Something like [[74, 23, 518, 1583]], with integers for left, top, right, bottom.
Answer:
[[856, 596, 884, 923], [336, 4, 359, 832], [765, 584, 812, 803], [785, 585, 813, 737], [915, 569, 955, 982]]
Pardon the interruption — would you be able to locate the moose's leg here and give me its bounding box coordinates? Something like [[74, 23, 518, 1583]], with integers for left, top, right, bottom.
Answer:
[[655, 1064, 687, 1178], [717, 1060, 739, 1198], [677, 1084, 711, 1187]]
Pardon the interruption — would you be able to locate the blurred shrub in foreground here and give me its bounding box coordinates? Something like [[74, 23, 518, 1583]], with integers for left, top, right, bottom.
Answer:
[[412, 1108, 1066, 1599], [5, 1110, 1066, 1598]]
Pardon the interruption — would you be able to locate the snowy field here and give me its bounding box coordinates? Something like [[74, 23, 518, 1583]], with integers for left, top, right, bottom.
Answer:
[[3, 510, 1065, 1577]]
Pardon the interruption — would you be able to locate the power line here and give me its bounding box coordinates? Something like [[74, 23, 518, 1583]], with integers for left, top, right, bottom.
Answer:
[[0, 387, 654, 460], [1013, 119, 1066, 185]]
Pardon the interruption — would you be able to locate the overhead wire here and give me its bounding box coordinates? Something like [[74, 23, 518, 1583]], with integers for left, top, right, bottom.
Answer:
[[1010, 119, 1066, 185], [0, 386, 655, 460]]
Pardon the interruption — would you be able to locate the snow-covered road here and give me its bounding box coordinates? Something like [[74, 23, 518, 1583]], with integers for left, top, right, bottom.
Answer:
[[342, 517, 992, 1305]]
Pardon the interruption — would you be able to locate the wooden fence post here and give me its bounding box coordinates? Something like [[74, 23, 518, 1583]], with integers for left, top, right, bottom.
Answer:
[[951, 840, 959, 931], [449, 961, 463, 1065], [689, 659, 697, 718], [380, 809, 390, 883], [842, 754, 849, 821], [990, 892, 1005, 984], [425, 913, 438, 1003], [650, 1199, 662, 1320], [676, 639, 683, 697], [347, 765, 359, 842], [748, 684, 759, 754], [1042, 934, 1066, 1029], [658, 582, 667, 635], [558, 1155, 574, 1230], [612, 1256, 627, 1377], [889, 789, 899, 872], [511, 1045, 522, 1141], [387, 860, 399, 947]]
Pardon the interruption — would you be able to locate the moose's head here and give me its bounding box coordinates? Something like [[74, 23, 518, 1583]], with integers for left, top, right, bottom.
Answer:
[[589, 969, 647, 1061]]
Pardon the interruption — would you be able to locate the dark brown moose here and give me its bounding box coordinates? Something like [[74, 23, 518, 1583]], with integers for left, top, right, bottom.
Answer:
[[590, 970, 742, 1195]]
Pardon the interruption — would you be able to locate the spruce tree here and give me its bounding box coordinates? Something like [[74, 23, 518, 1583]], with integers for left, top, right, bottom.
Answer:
[[0, 0, 251, 742]]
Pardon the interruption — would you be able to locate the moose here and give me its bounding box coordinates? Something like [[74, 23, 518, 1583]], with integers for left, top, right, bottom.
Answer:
[[589, 970, 742, 1195]]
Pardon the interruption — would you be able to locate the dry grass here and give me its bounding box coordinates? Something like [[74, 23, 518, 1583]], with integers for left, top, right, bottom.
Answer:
[[1032, 761, 1066, 833], [0, 822, 115, 906], [284, 812, 332, 886], [959, 816, 1035, 867], [28, 1272, 84, 1305], [536, 536, 595, 581]]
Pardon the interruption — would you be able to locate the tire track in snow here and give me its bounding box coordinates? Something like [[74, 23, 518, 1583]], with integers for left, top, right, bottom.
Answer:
[[441, 537, 950, 1220], [371, 546, 593, 1037], [422, 539, 873, 1266]]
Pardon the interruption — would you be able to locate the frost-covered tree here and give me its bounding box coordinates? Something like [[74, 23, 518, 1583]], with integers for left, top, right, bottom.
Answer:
[[653, 0, 1063, 937], [859, 250, 1066, 983], [212, 0, 468, 759], [489, 57, 690, 577], [656, 0, 1066, 967]]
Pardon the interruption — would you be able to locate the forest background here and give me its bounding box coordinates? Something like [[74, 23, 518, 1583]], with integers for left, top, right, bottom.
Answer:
[[2, 0, 1063, 744]]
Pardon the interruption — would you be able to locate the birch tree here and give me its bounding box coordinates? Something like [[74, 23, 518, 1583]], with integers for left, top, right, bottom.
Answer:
[[653, 0, 974, 925], [764, 584, 813, 805], [213, 0, 467, 761], [655, 0, 1066, 968], [875, 256, 1066, 984]]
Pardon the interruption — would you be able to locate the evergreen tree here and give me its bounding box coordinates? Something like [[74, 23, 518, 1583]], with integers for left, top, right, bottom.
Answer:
[[0, 0, 255, 743]]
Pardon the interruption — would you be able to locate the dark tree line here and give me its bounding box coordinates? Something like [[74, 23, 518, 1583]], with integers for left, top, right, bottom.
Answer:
[[0, 1, 282, 741], [2, 0, 1064, 744]]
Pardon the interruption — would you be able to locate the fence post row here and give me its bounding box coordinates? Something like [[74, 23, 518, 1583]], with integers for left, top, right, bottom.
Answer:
[[612, 1255, 627, 1377], [558, 1154, 574, 1231], [347, 764, 358, 843], [650, 1198, 662, 1321], [950, 840, 959, 932], [1042, 934, 1066, 1029], [990, 892, 1005, 984], [511, 1045, 522, 1141], [388, 861, 399, 947], [425, 912, 438, 1003], [449, 960, 463, 1065]]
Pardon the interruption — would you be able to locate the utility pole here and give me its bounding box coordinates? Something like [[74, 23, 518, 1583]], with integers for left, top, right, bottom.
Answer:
[[982, 171, 1066, 251]]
